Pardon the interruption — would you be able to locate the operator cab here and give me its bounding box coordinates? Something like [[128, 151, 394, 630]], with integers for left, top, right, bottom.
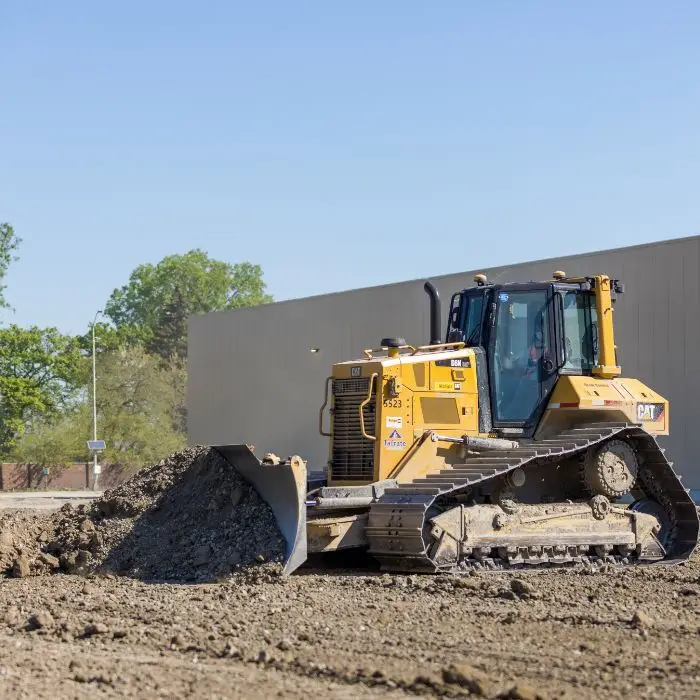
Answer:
[[446, 273, 621, 437]]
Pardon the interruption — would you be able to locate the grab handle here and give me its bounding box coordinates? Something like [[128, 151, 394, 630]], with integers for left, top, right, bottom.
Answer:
[[319, 376, 333, 437], [359, 373, 378, 441]]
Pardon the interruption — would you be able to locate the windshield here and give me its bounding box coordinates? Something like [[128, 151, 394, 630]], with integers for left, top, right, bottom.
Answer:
[[561, 291, 598, 372], [492, 289, 551, 422]]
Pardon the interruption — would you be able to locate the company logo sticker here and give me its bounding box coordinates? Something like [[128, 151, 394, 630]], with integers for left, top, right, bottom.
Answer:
[[434, 381, 456, 391], [384, 429, 407, 450], [637, 403, 664, 422], [351, 366, 361, 377]]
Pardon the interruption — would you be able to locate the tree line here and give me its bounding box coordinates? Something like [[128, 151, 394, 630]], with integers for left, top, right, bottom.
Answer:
[[0, 223, 272, 471]]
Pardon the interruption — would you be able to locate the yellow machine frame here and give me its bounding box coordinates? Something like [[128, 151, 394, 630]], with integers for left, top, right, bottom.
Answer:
[[319, 274, 668, 489]]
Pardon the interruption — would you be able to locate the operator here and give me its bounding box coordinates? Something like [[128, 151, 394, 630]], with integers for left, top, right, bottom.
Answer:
[[504, 323, 549, 378], [502, 320, 550, 420], [524, 327, 547, 378]]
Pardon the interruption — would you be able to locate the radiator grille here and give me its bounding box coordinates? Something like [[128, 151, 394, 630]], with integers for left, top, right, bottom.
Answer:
[[333, 377, 370, 395], [331, 378, 376, 482]]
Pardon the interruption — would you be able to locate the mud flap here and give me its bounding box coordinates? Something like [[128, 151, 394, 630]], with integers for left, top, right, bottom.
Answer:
[[213, 445, 308, 575]]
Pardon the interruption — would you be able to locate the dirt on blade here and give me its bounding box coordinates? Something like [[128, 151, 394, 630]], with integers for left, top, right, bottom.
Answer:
[[42, 446, 286, 582]]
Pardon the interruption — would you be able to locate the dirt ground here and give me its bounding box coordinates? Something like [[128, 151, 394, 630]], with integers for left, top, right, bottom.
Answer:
[[0, 544, 698, 699], [0, 448, 696, 698]]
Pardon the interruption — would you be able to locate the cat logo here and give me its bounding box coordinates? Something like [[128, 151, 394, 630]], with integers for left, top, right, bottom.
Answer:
[[636, 403, 663, 422]]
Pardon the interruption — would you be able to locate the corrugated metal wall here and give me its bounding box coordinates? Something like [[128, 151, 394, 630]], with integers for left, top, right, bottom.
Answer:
[[188, 235, 700, 491]]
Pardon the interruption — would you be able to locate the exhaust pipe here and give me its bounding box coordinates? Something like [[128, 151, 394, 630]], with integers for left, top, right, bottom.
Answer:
[[424, 281, 442, 345]]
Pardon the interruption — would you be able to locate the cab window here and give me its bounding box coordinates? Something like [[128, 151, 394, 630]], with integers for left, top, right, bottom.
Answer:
[[447, 291, 486, 346], [463, 294, 485, 346], [561, 291, 598, 372]]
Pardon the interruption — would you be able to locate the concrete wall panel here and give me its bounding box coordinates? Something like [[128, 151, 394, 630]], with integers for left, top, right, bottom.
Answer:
[[188, 236, 700, 491]]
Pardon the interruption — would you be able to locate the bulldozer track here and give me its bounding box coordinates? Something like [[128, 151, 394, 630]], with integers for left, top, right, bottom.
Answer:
[[365, 423, 699, 573]]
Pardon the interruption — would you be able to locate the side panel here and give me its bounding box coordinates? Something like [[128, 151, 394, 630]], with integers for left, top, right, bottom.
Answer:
[[327, 348, 482, 485], [538, 375, 669, 436]]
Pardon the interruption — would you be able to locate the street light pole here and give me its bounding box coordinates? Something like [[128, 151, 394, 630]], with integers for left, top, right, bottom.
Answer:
[[92, 310, 103, 489]]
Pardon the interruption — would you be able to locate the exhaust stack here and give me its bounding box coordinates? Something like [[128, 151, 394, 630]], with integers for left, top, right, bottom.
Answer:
[[423, 281, 442, 345]]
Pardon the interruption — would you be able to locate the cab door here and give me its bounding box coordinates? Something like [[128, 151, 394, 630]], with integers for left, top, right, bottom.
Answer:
[[488, 285, 558, 436]]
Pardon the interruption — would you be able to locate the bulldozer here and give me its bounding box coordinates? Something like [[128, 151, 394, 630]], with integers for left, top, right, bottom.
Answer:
[[215, 272, 699, 574]]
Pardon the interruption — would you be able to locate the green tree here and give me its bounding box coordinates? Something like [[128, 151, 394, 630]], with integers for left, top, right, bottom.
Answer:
[[0, 325, 84, 453], [75, 320, 147, 357], [161, 353, 188, 435], [9, 406, 89, 468], [0, 222, 21, 312], [12, 346, 186, 470], [104, 250, 273, 361], [91, 346, 186, 468]]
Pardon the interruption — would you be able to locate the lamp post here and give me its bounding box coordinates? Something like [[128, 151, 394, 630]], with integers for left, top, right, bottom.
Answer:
[[91, 310, 103, 489]]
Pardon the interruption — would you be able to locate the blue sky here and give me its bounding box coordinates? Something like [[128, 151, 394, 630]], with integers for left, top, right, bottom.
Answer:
[[2, 1, 698, 334]]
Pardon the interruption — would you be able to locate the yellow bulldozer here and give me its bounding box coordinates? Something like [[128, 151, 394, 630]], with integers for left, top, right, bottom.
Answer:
[[215, 272, 699, 574]]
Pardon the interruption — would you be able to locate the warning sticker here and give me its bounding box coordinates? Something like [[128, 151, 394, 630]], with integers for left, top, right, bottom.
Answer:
[[385, 416, 403, 429]]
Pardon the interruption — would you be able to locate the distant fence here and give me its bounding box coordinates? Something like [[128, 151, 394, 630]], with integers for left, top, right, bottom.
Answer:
[[0, 463, 131, 491]]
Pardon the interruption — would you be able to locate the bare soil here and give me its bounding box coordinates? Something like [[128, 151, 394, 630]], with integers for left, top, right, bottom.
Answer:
[[0, 448, 697, 698], [0, 548, 697, 698]]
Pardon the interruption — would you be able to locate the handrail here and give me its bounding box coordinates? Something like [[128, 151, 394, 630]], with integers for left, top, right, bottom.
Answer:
[[318, 376, 333, 437], [359, 373, 378, 441], [410, 341, 466, 355], [361, 341, 466, 359], [362, 344, 417, 359]]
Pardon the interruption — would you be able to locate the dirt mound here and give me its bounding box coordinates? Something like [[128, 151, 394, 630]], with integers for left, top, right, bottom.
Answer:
[[35, 446, 286, 582], [0, 511, 56, 578]]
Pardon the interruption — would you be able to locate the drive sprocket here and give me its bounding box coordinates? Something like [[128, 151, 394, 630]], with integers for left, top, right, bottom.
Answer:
[[582, 439, 638, 498]]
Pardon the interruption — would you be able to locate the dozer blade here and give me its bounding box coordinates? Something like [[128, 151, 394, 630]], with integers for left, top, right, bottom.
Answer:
[[212, 445, 308, 575]]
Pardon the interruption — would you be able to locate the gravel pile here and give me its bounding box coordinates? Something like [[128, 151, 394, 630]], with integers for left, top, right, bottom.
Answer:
[[2, 446, 286, 582]]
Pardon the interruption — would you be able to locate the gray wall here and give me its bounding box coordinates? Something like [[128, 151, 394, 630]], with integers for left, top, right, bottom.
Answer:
[[188, 235, 700, 492]]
